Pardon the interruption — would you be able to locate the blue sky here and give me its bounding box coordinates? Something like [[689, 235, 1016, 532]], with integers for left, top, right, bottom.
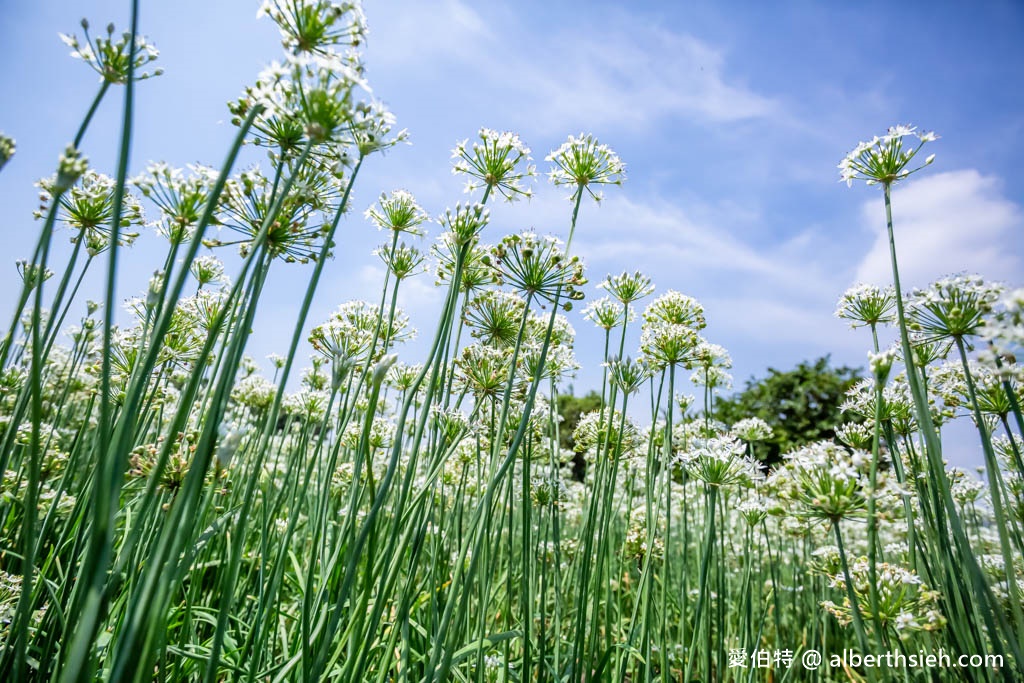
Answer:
[[2, 0, 1023, 465]]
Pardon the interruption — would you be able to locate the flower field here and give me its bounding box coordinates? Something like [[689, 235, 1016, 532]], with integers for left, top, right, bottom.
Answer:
[[1, 2, 1022, 682]]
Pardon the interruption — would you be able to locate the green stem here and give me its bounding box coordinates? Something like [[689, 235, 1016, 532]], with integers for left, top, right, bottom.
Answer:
[[883, 182, 1017, 669], [74, 81, 111, 148], [954, 336, 1024, 643], [58, 4, 140, 675], [833, 520, 874, 683], [866, 377, 886, 641], [59, 101, 261, 683], [682, 486, 717, 683]]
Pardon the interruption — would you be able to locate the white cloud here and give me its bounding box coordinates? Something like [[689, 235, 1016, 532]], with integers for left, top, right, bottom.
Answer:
[[853, 169, 1024, 288], [495, 191, 833, 298], [701, 295, 855, 348], [365, 0, 778, 131], [483, 187, 865, 374], [366, 0, 490, 65], [515, 23, 778, 129]]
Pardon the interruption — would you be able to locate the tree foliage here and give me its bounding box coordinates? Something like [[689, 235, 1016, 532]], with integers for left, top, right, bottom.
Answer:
[[556, 389, 602, 479], [713, 356, 862, 464], [556, 389, 602, 451]]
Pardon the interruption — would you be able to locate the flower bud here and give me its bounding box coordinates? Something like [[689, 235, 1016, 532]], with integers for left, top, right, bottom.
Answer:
[[54, 144, 87, 191], [0, 133, 16, 171], [331, 354, 351, 393], [372, 353, 398, 387], [216, 423, 246, 469], [146, 270, 164, 310], [868, 348, 896, 386]]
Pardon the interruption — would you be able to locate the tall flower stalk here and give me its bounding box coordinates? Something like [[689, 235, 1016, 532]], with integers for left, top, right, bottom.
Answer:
[[5, 7, 1024, 682], [841, 125, 1022, 673]]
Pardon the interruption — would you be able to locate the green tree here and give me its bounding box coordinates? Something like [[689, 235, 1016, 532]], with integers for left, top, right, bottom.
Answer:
[[713, 356, 862, 464], [556, 389, 602, 480]]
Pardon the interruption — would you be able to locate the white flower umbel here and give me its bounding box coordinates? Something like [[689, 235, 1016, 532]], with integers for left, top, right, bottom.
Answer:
[[38, 170, 144, 255], [0, 133, 15, 172], [642, 290, 706, 330], [835, 283, 896, 329], [257, 0, 368, 61], [452, 128, 535, 202], [133, 162, 218, 244], [582, 296, 628, 331], [838, 124, 937, 187], [822, 558, 945, 637], [597, 271, 655, 305], [907, 274, 1004, 343], [731, 417, 773, 443], [677, 435, 757, 488], [364, 190, 429, 236], [981, 288, 1024, 354], [546, 133, 625, 202], [60, 20, 161, 84]]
